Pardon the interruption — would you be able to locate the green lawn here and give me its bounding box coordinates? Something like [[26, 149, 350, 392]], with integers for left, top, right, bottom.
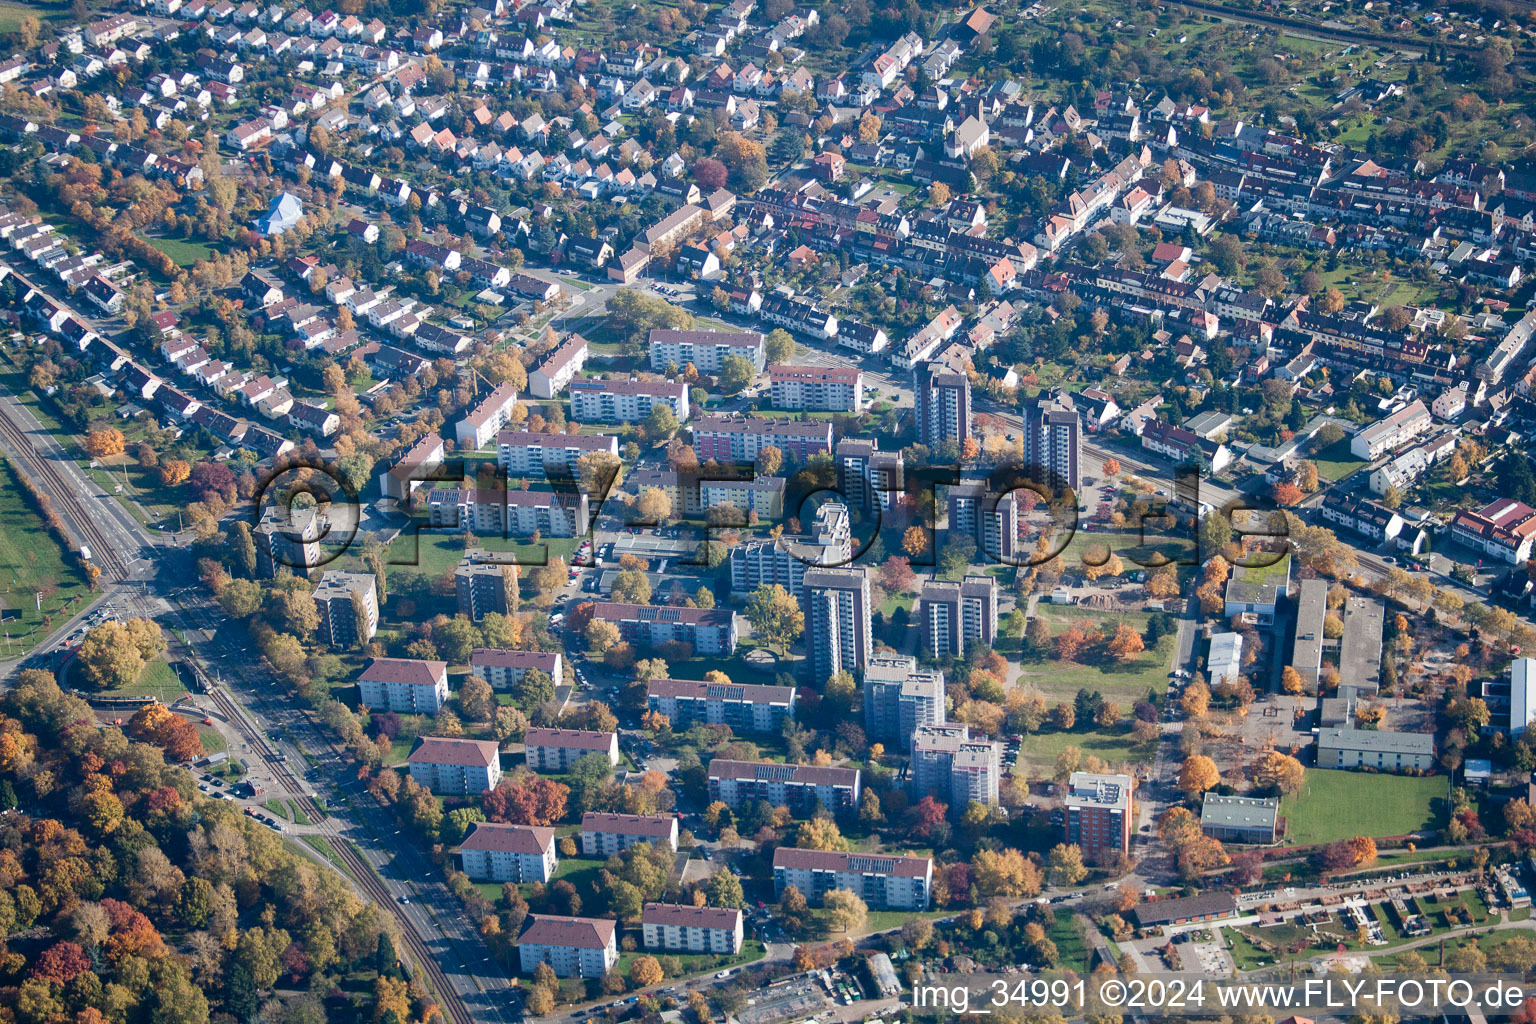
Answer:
[[1309, 437, 1368, 483], [1279, 769, 1449, 845], [71, 655, 190, 703], [385, 530, 580, 578], [1020, 606, 1175, 702], [1233, 553, 1290, 588], [1053, 529, 1197, 572], [137, 234, 216, 268], [197, 724, 228, 757], [1014, 725, 1157, 773], [0, 457, 94, 654]]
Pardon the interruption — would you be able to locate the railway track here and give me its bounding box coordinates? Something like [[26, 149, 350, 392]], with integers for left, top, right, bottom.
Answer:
[[0, 398, 131, 582]]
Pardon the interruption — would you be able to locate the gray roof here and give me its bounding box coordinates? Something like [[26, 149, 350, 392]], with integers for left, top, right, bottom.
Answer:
[[1200, 793, 1280, 831], [1318, 726, 1433, 755], [1291, 577, 1328, 675], [1339, 596, 1385, 692]]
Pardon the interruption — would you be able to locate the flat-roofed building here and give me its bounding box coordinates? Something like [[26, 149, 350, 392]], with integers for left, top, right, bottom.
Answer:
[[524, 727, 619, 770], [459, 822, 556, 882], [919, 575, 998, 657], [863, 655, 946, 747], [580, 812, 679, 856], [454, 549, 519, 620], [707, 759, 861, 813], [772, 847, 932, 910], [471, 647, 563, 691], [910, 723, 1000, 806], [803, 567, 872, 683], [569, 376, 690, 424], [1207, 631, 1244, 688], [1317, 726, 1434, 772], [358, 657, 449, 714], [697, 475, 785, 518], [1511, 658, 1536, 738], [769, 365, 864, 412], [1200, 793, 1281, 843], [518, 916, 618, 978], [915, 362, 970, 450], [834, 438, 904, 517], [407, 736, 502, 795], [649, 328, 765, 374], [1291, 578, 1328, 687], [312, 570, 378, 646], [948, 482, 1018, 562], [642, 903, 743, 954], [729, 502, 849, 599], [1339, 596, 1385, 694], [255, 503, 322, 577], [646, 678, 797, 732], [1063, 771, 1133, 858]]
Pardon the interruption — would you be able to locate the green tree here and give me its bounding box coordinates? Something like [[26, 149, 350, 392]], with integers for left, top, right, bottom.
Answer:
[[745, 584, 804, 653], [764, 329, 795, 364], [705, 870, 746, 908], [717, 353, 756, 395]]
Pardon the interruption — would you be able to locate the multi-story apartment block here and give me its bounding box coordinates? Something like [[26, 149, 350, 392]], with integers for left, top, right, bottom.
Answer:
[[918, 575, 998, 657], [357, 657, 449, 714], [523, 727, 620, 770], [1062, 771, 1133, 858], [863, 655, 947, 747], [590, 602, 738, 655], [425, 487, 591, 538], [641, 903, 743, 955], [255, 503, 322, 577], [707, 759, 862, 813], [470, 648, 563, 691], [569, 377, 690, 424], [948, 483, 1018, 561], [454, 548, 519, 621], [459, 822, 556, 883], [1022, 391, 1081, 490], [529, 334, 589, 398], [649, 328, 765, 374], [454, 382, 519, 450], [768, 365, 864, 412], [517, 916, 618, 978], [1351, 399, 1432, 459], [803, 567, 872, 684], [697, 475, 786, 518], [646, 678, 798, 732], [692, 415, 833, 462], [496, 431, 620, 481], [834, 438, 904, 517], [407, 736, 503, 795], [914, 361, 971, 450], [580, 812, 679, 856], [380, 433, 444, 501], [1451, 498, 1536, 564], [772, 848, 933, 910], [910, 723, 1001, 806], [728, 502, 851, 599], [312, 570, 379, 647]]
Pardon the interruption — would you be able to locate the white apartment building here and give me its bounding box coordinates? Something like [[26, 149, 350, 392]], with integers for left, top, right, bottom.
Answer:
[[863, 655, 947, 747], [569, 377, 690, 424], [910, 722, 1000, 806], [496, 431, 620, 480], [470, 648, 563, 691], [517, 916, 618, 978], [1351, 399, 1432, 459], [425, 487, 590, 538], [769, 365, 864, 412], [523, 727, 620, 770], [772, 847, 933, 910], [580, 812, 679, 856], [646, 678, 798, 733], [357, 657, 449, 714], [459, 822, 556, 883], [707, 759, 861, 813], [529, 334, 589, 398], [648, 328, 765, 373], [454, 382, 520, 450], [641, 903, 743, 954], [407, 736, 503, 795]]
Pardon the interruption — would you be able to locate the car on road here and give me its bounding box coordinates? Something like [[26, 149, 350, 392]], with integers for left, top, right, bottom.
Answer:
[[397, 895, 409, 904]]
